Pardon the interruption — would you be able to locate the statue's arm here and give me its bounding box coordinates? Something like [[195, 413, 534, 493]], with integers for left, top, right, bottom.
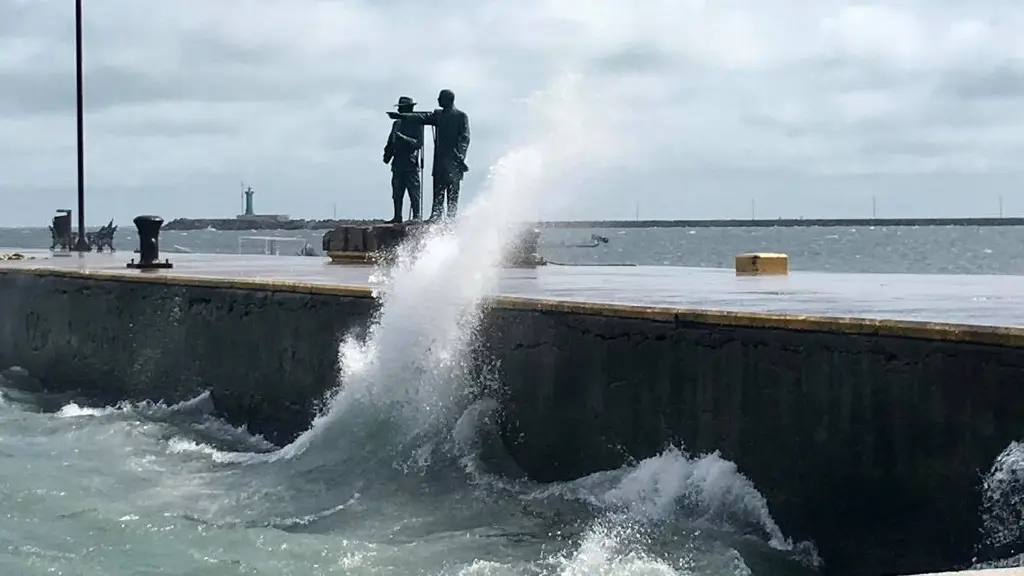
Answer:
[[391, 111, 437, 126], [455, 112, 470, 161], [393, 129, 423, 150]]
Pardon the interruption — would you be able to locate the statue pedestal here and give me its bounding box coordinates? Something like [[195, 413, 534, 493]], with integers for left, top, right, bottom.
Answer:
[[322, 224, 545, 268], [322, 223, 423, 265]]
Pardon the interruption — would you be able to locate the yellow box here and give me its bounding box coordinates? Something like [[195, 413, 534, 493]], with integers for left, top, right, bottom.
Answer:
[[735, 252, 788, 276]]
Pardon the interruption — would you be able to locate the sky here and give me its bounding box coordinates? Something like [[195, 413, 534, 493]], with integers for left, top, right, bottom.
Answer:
[[3, 0, 1024, 227]]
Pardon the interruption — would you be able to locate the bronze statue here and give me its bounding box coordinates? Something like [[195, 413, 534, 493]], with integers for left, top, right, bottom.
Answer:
[[383, 96, 424, 223], [387, 89, 470, 222]]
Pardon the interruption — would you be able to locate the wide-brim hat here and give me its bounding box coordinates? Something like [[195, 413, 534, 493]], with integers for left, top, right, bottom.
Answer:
[[394, 96, 416, 107]]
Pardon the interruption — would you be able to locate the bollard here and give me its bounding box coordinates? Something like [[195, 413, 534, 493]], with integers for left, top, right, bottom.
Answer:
[[126, 215, 173, 270]]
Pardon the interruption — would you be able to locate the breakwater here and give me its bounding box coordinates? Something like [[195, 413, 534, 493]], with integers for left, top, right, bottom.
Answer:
[[542, 217, 1024, 228], [162, 216, 1024, 231], [162, 217, 385, 231], [0, 256, 1022, 575]]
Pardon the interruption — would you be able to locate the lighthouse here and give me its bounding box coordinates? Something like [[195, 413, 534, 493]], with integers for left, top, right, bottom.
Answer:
[[235, 184, 290, 222], [243, 186, 255, 216]]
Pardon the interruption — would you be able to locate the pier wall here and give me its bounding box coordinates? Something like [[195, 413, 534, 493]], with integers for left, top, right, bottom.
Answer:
[[0, 272, 376, 444], [0, 268, 1022, 575]]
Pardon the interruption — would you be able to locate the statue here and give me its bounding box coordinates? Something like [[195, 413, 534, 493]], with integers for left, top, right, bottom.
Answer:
[[387, 88, 470, 222], [383, 96, 424, 223]]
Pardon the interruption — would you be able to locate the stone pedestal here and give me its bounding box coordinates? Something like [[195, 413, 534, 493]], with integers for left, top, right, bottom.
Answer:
[[322, 224, 544, 268], [323, 223, 423, 265]]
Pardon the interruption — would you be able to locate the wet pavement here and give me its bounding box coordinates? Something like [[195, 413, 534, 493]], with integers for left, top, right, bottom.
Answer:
[[1, 250, 1022, 327]]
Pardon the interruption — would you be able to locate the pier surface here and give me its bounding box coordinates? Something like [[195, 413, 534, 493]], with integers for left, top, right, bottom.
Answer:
[[3, 250, 1023, 327]]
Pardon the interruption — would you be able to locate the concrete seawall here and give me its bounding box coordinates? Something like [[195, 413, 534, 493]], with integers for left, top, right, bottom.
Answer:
[[1, 258, 1023, 575]]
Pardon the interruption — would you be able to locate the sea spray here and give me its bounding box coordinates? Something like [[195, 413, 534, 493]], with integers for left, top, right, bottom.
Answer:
[[273, 73, 615, 462], [978, 441, 1024, 565]]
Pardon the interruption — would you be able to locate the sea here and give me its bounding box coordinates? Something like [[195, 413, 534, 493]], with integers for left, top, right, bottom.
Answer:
[[3, 223, 1024, 275]]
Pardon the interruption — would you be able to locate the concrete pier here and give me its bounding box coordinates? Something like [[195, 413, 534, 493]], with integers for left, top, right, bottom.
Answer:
[[1, 252, 1023, 575]]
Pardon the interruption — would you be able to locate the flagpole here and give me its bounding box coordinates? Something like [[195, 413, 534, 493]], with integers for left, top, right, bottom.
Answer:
[[73, 0, 89, 251]]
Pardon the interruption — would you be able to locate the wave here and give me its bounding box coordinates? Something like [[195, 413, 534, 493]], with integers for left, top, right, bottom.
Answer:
[[1, 362, 820, 573]]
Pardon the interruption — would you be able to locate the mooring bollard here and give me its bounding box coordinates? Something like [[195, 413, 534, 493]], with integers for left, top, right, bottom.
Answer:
[[126, 215, 173, 270]]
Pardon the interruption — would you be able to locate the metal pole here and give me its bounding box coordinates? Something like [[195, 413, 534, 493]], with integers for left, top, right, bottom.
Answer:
[[73, 0, 89, 251]]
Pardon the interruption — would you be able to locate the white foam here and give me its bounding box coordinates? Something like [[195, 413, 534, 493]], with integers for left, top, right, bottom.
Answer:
[[56, 403, 116, 418], [980, 441, 1024, 561], [553, 522, 697, 576]]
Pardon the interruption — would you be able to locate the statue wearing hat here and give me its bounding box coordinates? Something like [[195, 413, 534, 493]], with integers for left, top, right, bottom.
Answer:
[[383, 95, 424, 222], [387, 89, 470, 222]]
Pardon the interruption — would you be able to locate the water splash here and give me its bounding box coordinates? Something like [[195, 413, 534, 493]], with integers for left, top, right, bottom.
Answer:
[[978, 441, 1024, 566], [274, 72, 611, 462]]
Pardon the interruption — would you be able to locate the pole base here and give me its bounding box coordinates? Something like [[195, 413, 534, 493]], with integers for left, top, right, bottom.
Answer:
[[73, 237, 91, 252], [126, 259, 173, 270]]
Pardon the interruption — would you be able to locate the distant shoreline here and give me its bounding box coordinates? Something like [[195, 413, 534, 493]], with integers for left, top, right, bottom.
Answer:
[[161, 216, 1024, 231]]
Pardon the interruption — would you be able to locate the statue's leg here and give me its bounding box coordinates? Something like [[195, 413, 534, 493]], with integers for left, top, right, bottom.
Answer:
[[446, 179, 461, 219], [407, 170, 422, 220], [388, 171, 404, 223], [429, 177, 445, 221]]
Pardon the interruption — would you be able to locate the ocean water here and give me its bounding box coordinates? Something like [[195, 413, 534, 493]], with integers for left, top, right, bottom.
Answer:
[[4, 223, 1024, 276]]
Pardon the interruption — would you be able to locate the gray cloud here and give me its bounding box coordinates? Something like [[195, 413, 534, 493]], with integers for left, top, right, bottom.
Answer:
[[2, 0, 1024, 226], [940, 63, 1024, 101]]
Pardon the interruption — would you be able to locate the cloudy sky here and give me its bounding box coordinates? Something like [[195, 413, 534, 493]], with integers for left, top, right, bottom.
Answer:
[[2, 0, 1024, 227]]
